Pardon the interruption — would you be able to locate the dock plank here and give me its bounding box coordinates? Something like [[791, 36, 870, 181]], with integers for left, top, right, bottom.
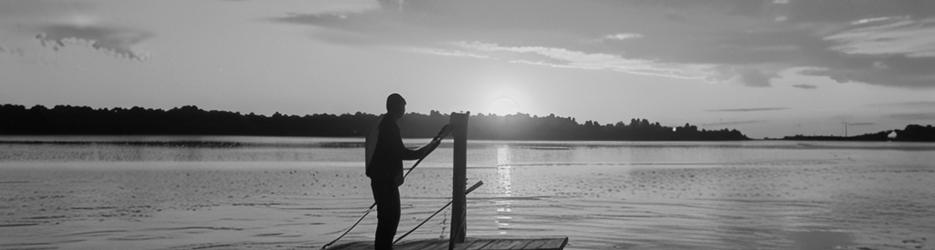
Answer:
[[463, 239, 495, 249], [520, 239, 547, 249], [400, 239, 439, 249], [540, 238, 568, 250], [329, 236, 568, 250], [480, 239, 524, 250]]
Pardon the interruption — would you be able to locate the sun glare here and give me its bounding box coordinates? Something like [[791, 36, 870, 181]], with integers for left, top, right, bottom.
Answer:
[[489, 96, 520, 116]]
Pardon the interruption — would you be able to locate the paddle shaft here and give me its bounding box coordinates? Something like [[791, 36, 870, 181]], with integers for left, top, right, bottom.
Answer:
[[394, 180, 484, 244], [320, 130, 448, 250]]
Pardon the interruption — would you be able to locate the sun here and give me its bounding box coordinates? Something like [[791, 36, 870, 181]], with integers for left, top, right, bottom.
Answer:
[[489, 96, 520, 116]]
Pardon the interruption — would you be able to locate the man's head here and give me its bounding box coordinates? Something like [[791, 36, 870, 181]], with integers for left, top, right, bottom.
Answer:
[[386, 93, 406, 119]]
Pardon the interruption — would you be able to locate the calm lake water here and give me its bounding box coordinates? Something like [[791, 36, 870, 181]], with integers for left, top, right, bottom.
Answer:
[[1, 136, 934, 249]]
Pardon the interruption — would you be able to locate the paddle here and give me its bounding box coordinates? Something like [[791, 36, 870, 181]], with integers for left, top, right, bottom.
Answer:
[[320, 124, 452, 250], [394, 180, 484, 244]]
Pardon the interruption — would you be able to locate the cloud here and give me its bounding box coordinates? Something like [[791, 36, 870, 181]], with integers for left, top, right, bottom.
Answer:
[[871, 101, 935, 108], [268, 0, 935, 89], [0, 1, 151, 60], [603, 33, 644, 41], [851, 16, 906, 26], [846, 122, 876, 126], [700, 120, 766, 127], [0, 44, 24, 56], [725, 0, 935, 23], [791, 84, 817, 89], [733, 67, 778, 87], [783, 16, 935, 88], [0, 1, 92, 20], [452, 41, 717, 80], [825, 18, 935, 58], [264, 1, 792, 87], [664, 12, 688, 23], [35, 23, 152, 60], [707, 107, 789, 112], [270, 12, 353, 27], [406, 47, 491, 59], [888, 113, 935, 121], [798, 57, 935, 88]]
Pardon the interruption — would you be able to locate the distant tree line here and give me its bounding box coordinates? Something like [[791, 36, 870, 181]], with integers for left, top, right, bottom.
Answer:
[[780, 124, 935, 142], [0, 104, 749, 140]]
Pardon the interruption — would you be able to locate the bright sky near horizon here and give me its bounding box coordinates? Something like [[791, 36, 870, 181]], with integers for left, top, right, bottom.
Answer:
[[1, 0, 934, 138]]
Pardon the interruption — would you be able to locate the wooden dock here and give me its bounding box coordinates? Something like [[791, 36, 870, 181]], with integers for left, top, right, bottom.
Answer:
[[329, 236, 568, 250]]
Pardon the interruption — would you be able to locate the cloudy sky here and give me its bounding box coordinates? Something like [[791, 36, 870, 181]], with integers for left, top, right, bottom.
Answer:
[[1, 0, 934, 138]]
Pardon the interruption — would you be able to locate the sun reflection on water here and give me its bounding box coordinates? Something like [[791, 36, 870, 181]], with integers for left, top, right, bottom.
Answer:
[[495, 146, 513, 234]]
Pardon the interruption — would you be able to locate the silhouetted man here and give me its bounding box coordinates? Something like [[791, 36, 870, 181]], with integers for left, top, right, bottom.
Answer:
[[366, 93, 444, 249]]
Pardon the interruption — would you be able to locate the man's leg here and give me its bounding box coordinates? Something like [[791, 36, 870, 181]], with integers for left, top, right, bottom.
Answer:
[[372, 180, 401, 250]]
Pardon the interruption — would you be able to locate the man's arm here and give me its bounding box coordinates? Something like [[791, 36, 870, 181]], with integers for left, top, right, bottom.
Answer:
[[390, 124, 444, 161], [387, 123, 423, 160]]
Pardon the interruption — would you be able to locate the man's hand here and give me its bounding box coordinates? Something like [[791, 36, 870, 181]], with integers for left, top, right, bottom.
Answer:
[[417, 125, 450, 158], [418, 139, 441, 158], [436, 125, 453, 140]]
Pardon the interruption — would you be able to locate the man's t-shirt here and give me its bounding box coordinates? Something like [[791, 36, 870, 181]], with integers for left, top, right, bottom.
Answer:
[[366, 115, 420, 183]]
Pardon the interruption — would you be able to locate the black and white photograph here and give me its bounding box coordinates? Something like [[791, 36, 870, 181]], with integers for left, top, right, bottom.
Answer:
[[1, 0, 934, 249]]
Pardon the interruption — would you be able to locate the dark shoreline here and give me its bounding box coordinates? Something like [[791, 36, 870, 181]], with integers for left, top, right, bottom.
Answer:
[[3, 104, 933, 141], [1, 104, 748, 141], [770, 124, 935, 142]]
